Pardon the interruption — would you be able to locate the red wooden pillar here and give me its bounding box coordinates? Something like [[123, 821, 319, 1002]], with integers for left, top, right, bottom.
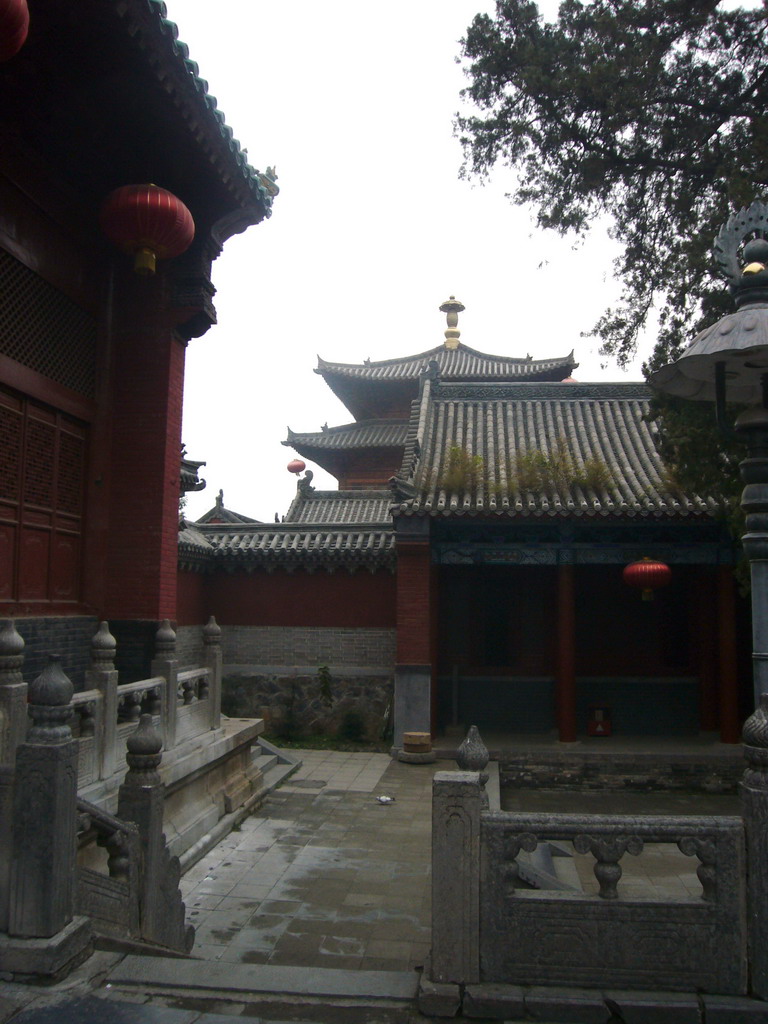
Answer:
[[556, 563, 577, 742], [394, 537, 435, 744], [102, 273, 186, 622], [717, 565, 741, 743]]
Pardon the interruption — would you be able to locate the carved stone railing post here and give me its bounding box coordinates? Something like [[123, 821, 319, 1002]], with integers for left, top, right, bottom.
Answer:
[[0, 621, 27, 933], [431, 771, 482, 986], [3, 656, 92, 975], [0, 620, 28, 765], [202, 615, 222, 730], [117, 715, 194, 953], [741, 693, 768, 997], [85, 621, 118, 779], [152, 620, 178, 750]]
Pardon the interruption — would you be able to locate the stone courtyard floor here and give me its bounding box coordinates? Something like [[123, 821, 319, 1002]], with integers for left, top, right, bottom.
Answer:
[[180, 751, 434, 973], [1, 748, 752, 1023]]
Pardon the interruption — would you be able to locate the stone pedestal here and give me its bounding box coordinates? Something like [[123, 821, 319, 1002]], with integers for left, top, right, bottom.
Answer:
[[398, 730, 436, 764]]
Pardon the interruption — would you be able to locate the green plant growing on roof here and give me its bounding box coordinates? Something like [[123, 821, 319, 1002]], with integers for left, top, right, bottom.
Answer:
[[510, 437, 612, 497], [439, 445, 485, 493], [574, 456, 613, 493]]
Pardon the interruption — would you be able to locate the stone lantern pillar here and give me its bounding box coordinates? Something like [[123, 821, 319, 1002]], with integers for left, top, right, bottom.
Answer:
[[650, 202, 768, 710]]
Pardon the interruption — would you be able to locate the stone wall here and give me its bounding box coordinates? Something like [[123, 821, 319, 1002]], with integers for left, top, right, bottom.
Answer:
[[222, 666, 393, 741], [220, 625, 396, 668], [176, 624, 204, 668], [13, 616, 99, 689]]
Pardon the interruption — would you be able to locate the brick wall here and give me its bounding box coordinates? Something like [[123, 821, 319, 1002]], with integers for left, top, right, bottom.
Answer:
[[176, 624, 204, 668], [221, 625, 396, 670], [13, 615, 99, 689]]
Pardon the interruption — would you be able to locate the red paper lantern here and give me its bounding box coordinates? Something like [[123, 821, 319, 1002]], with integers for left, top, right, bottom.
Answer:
[[0, 0, 29, 62], [287, 459, 306, 475], [623, 557, 671, 601], [100, 184, 195, 275]]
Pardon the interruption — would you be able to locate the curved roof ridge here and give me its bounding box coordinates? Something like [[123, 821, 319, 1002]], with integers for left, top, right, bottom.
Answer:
[[316, 344, 577, 376], [136, 1, 278, 212]]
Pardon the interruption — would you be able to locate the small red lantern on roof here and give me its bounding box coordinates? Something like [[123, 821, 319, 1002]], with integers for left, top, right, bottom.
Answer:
[[100, 184, 195, 275], [0, 0, 29, 61], [623, 557, 671, 601], [287, 459, 306, 475]]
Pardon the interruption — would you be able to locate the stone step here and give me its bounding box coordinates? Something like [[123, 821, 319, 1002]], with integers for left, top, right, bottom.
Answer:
[[103, 956, 419, 1023], [253, 751, 279, 774], [8, 990, 368, 1024]]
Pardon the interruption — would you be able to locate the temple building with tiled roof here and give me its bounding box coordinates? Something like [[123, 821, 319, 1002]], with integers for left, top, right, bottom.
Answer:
[[178, 298, 749, 747]]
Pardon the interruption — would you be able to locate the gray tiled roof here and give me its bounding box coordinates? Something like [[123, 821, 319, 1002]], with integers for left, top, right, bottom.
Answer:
[[317, 344, 576, 383], [143, 0, 277, 213], [393, 381, 721, 518], [284, 491, 394, 524], [198, 524, 395, 571], [284, 421, 408, 451], [178, 522, 214, 552]]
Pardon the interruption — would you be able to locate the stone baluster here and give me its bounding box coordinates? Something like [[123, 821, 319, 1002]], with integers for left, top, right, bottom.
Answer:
[[117, 715, 193, 952], [573, 833, 643, 899], [85, 621, 118, 780], [501, 832, 538, 895], [4, 656, 92, 975], [678, 836, 717, 901], [99, 829, 131, 883], [431, 771, 482, 987], [741, 693, 768, 997], [0, 620, 26, 934], [153, 620, 178, 750], [202, 616, 222, 730]]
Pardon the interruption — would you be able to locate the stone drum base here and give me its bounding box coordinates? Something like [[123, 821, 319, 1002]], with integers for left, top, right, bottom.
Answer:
[[398, 731, 436, 764]]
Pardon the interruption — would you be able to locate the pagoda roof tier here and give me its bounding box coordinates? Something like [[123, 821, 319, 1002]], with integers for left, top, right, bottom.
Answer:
[[284, 420, 408, 478], [391, 380, 722, 519], [285, 420, 408, 452], [316, 345, 578, 420]]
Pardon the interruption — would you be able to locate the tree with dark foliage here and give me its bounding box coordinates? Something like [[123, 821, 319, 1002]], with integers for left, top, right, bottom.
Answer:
[[458, 0, 768, 369], [458, 0, 765, 533]]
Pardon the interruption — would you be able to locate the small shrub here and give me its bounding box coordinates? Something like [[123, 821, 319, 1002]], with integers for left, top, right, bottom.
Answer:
[[317, 664, 334, 708]]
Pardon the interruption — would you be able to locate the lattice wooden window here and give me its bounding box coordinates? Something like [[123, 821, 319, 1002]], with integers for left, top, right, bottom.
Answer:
[[0, 384, 87, 606], [0, 248, 96, 398]]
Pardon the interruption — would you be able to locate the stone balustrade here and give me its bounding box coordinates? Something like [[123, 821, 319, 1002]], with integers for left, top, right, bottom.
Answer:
[[425, 746, 762, 1018], [0, 617, 223, 786]]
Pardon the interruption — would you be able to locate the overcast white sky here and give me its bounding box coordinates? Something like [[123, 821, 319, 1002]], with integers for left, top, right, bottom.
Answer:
[[172, 0, 650, 523]]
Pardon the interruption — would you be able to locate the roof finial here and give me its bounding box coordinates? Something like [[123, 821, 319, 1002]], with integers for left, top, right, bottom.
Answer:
[[439, 296, 465, 350]]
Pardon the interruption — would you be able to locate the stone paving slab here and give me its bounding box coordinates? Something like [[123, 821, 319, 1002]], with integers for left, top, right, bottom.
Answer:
[[179, 752, 436, 973]]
